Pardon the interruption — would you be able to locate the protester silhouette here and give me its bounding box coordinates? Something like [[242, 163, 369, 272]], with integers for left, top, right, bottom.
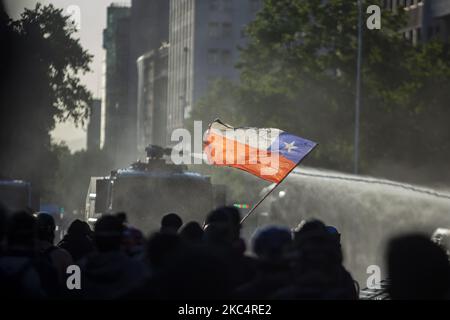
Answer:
[[160, 213, 183, 234], [78, 215, 149, 299], [235, 226, 293, 299], [272, 219, 358, 299], [0, 211, 59, 298], [58, 219, 94, 262], [203, 206, 258, 289], [387, 234, 450, 300], [36, 213, 73, 284], [179, 221, 204, 245]]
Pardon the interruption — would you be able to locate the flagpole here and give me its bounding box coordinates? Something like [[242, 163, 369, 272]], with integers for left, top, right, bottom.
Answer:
[[240, 160, 305, 225], [240, 143, 318, 224]]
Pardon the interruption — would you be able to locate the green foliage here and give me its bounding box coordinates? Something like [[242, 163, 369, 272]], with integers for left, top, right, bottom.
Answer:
[[0, 4, 93, 198], [7, 3, 93, 125], [191, 0, 450, 180], [47, 144, 113, 214]]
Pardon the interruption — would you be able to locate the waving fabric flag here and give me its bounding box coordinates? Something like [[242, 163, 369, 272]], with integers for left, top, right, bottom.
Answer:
[[204, 120, 317, 183]]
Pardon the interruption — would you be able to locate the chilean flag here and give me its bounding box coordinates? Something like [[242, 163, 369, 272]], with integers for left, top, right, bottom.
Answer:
[[204, 120, 317, 183]]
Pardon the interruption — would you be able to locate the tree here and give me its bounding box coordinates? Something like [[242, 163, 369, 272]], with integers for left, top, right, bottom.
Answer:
[[49, 144, 113, 215], [0, 4, 93, 196], [192, 0, 450, 182]]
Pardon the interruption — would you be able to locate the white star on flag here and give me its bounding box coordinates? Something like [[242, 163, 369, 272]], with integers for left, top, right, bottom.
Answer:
[[284, 141, 298, 153]]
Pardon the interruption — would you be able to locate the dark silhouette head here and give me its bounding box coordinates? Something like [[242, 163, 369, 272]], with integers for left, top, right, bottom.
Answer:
[[115, 212, 128, 225], [67, 219, 92, 237], [6, 211, 37, 248], [203, 221, 234, 246], [160, 213, 183, 234], [252, 225, 292, 260], [146, 232, 182, 269], [293, 219, 343, 267], [205, 206, 241, 240], [387, 234, 450, 300], [94, 215, 124, 252], [36, 212, 55, 243], [179, 221, 204, 244]]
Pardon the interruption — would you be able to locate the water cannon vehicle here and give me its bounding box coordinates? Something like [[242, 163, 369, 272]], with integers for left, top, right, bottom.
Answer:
[[85, 145, 226, 231]]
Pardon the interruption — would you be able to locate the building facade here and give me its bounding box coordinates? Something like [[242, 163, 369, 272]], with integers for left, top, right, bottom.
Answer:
[[384, 0, 450, 44], [137, 46, 169, 152], [103, 4, 132, 166], [129, 0, 170, 155], [103, 1, 170, 166], [87, 99, 102, 151], [166, 0, 262, 144]]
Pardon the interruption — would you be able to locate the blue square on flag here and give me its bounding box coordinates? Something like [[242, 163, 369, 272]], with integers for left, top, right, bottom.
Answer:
[[269, 133, 317, 164]]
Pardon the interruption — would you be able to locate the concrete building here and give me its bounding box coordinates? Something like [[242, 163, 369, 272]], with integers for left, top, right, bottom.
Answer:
[[166, 0, 262, 143], [137, 46, 169, 152], [384, 0, 450, 44], [87, 99, 102, 151], [103, 4, 132, 166], [103, 1, 169, 166], [129, 0, 170, 155]]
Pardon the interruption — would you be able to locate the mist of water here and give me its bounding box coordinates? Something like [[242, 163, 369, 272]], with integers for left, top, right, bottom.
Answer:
[[245, 167, 450, 284]]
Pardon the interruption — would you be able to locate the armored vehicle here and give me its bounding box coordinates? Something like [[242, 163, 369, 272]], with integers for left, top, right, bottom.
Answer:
[[85, 146, 226, 231]]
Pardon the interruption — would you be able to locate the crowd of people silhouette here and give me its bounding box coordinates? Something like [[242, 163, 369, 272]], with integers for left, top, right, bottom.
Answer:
[[0, 203, 449, 300]]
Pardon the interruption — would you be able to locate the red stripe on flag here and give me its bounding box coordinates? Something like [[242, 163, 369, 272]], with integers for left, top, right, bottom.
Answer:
[[204, 131, 297, 183]]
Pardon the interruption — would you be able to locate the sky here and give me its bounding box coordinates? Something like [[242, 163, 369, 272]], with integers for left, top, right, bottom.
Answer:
[[4, 0, 130, 152]]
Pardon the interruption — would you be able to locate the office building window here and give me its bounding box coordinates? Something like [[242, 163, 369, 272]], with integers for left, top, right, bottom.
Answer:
[[223, 0, 233, 12], [221, 50, 232, 65], [210, 0, 219, 11], [208, 49, 220, 65], [208, 22, 220, 38], [223, 22, 232, 38], [210, 0, 233, 12]]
